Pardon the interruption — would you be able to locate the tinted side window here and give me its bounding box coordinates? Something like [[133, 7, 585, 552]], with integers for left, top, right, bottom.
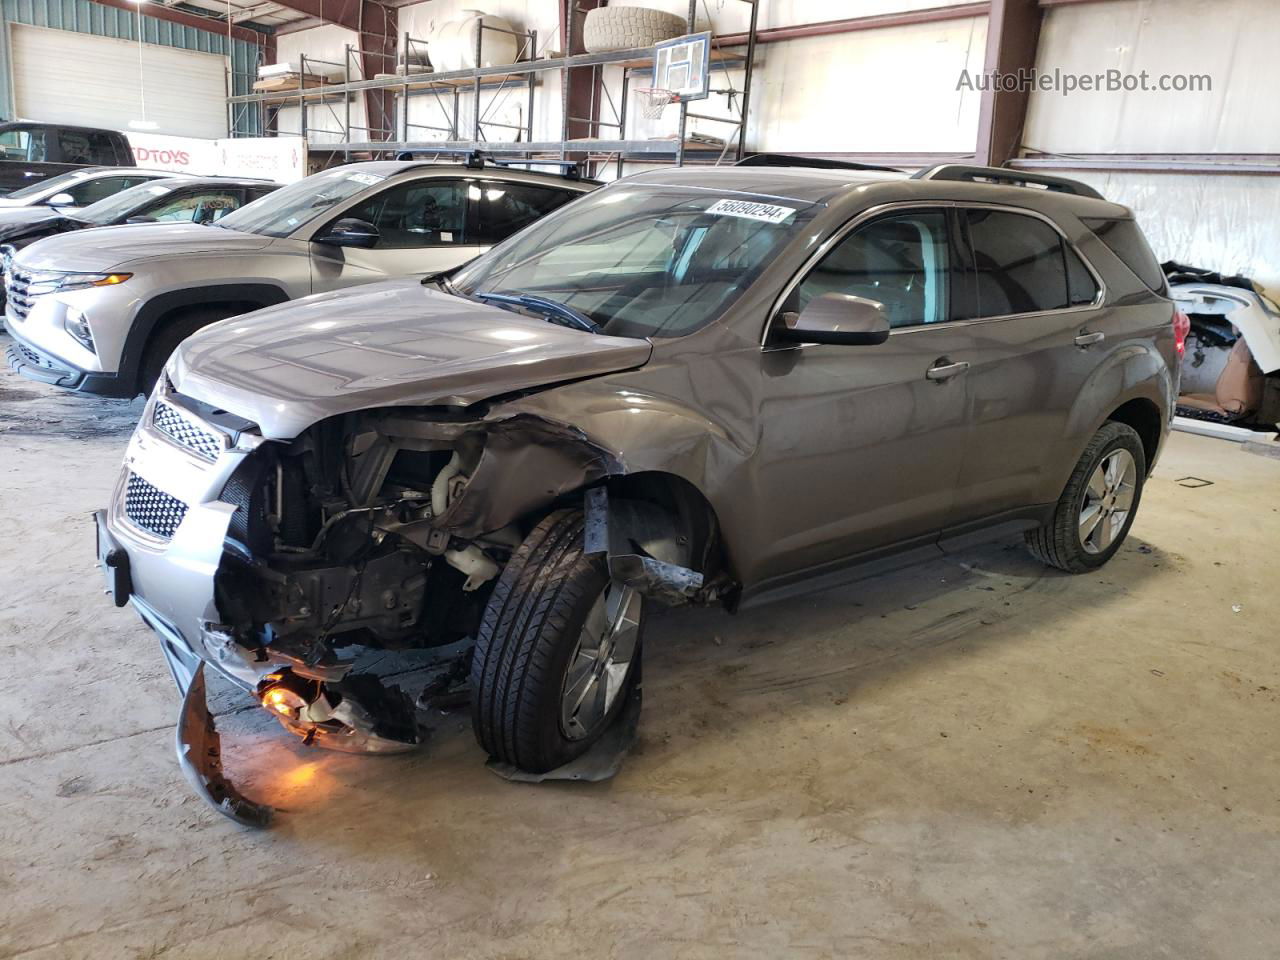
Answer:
[[796, 211, 950, 328], [1081, 217, 1165, 294], [476, 183, 577, 243], [67, 176, 150, 206], [967, 210, 1077, 317], [342, 179, 467, 248], [86, 132, 121, 164], [57, 131, 93, 164], [28, 130, 47, 162], [1065, 244, 1100, 306]]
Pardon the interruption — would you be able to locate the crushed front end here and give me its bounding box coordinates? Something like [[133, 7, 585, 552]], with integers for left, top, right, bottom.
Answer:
[[99, 375, 623, 824]]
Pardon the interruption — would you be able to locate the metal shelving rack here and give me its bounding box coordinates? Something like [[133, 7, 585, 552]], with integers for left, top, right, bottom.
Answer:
[[225, 0, 759, 174]]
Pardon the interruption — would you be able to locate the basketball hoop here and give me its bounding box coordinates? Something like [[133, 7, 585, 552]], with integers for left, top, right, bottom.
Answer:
[[634, 87, 679, 120]]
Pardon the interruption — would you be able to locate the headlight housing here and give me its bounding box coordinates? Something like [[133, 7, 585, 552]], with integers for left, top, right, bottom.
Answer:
[[24, 271, 132, 294], [64, 307, 95, 352]]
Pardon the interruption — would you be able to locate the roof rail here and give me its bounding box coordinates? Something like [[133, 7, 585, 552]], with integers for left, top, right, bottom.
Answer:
[[910, 163, 1104, 200], [391, 149, 596, 182], [737, 153, 902, 174]]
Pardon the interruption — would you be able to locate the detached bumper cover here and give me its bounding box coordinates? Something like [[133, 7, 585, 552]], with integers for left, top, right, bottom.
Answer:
[[5, 325, 124, 395], [176, 664, 273, 828]]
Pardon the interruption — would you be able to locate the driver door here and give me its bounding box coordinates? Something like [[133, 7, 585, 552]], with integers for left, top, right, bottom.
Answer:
[[745, 208, 974, 589], [308, 178, 483, 292]]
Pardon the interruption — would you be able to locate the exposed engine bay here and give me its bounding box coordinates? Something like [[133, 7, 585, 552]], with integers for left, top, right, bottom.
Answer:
[[204, 410, 621, 750]]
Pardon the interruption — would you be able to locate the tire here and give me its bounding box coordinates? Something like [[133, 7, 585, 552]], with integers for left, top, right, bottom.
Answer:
[[1025, 421, 1146, 573], [137, 306, 240, 395], [471, 509, 645, 773], [582, 7, 687, 53]]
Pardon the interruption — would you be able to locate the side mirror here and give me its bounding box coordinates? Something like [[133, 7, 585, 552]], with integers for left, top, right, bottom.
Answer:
[[315, 217, 379, 249], [772, 293, 891, 346], [47, 192, 75, 207]]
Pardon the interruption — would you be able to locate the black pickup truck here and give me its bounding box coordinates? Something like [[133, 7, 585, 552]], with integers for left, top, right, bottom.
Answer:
[[0, 121, 136, 194]]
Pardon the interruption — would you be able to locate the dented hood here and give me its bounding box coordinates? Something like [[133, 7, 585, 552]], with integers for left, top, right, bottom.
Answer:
[[170, 279, 653, 439]]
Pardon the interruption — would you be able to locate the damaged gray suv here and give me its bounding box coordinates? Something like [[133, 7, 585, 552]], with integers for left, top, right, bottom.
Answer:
[[96, 161, 1180, 824]]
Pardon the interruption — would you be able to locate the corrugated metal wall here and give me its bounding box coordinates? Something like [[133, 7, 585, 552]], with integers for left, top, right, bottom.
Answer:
[[0, 0, 264, 134]]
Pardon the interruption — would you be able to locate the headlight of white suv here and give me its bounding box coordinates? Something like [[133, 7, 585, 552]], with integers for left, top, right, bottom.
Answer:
[[24, 271, 132, 294]]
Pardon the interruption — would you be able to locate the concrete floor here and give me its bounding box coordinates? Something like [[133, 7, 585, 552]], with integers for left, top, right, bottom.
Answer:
[[2, 341, 1278, 960]]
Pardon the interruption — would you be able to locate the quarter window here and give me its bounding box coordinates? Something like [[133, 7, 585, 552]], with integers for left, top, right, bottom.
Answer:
[[796, 211, 950, 329], [341, 179, 468, 248], [965, 210, 1097, 317]]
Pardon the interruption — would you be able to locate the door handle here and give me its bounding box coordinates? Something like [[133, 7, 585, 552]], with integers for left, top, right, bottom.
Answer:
[[926, 359, 970, 382], [1074, 330, 1105, 347]]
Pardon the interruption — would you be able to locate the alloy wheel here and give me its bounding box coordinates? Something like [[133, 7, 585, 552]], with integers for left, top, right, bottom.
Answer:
[[559, 583, 642, 741], [1078, 448, 1137, 554]]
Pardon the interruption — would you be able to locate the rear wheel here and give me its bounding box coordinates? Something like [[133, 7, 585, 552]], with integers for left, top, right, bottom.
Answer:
[[137, 306, 239, 395], [471, 509, 644, 773], [1025, 421, 1146, 573]]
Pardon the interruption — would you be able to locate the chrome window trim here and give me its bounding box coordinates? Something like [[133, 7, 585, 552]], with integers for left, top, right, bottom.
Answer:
[[760, 199, 1108, 348]]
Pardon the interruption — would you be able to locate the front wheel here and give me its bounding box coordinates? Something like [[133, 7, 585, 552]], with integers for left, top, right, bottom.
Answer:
[[470, 509, 645, 773], [1025, 421, 1146, 573]]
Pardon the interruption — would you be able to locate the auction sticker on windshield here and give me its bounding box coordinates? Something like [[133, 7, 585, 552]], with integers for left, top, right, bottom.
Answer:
[[347, 173, 384, 186], [706, 198, 796, 223]]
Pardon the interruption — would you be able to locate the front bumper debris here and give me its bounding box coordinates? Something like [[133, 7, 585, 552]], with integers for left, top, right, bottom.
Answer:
[[175, 664, 273, 828]]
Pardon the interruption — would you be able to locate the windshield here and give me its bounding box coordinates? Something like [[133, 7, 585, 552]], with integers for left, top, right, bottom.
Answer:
[[78, 181, 177, 225], [5, 169, 92, 201], [215, 167, 384, 237], [453, 186, 817, 339]]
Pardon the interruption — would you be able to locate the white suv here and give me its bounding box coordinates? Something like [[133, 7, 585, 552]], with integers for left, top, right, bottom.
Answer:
[[4, 160, 596, 397]]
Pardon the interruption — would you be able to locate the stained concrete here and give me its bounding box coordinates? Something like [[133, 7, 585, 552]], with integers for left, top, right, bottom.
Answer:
[[2, 345, 1278, 959]]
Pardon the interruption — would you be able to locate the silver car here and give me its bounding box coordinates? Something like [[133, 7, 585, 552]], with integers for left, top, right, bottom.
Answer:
[[4, 160, 596, 397]]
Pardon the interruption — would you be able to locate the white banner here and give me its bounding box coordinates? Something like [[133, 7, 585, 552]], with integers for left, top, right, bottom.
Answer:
[[217, 137, 308, 184], [124, 133, 308, 184], [126, 133, 217, 174]]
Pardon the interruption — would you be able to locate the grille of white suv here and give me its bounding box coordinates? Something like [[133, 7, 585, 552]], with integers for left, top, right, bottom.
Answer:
[[153, 401, 223, 461], [123, 473, 188, 540], [6, 267, 35, 321]]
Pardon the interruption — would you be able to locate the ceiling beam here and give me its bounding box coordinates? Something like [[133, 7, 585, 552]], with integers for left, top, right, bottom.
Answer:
[[93, 0, 270, 44]]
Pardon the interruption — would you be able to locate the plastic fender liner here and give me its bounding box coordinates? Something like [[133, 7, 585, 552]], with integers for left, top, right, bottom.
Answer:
[[583, 486, 706, 605]]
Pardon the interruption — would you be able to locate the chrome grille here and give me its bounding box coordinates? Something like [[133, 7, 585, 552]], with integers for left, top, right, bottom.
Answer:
[[6, 266, 35, 322], [153, 401, 223, 461], [124, 473, 188, 540]]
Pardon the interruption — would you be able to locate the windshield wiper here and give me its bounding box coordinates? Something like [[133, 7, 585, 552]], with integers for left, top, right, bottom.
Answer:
[[474, 292, 602, 334]]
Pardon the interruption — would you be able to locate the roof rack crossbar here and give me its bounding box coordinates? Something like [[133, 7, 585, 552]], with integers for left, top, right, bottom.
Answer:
[[736, 153, 902, 174], [910, 163, 1104, 200]]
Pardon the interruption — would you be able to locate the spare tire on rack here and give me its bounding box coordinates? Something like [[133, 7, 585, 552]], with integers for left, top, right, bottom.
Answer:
[[582, 7, 687, 53]]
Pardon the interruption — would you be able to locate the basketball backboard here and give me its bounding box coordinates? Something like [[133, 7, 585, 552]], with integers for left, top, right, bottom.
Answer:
[[652, 31, 711, 101]]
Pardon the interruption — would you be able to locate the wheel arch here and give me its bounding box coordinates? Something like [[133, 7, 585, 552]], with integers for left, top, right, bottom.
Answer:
[[119, 283, 291, 393], [1104, 396, 1164, 474]]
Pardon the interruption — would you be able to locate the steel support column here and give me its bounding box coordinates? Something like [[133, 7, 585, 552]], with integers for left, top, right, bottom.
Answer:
[[360, 0, 397, 145], [562, 0, 604, 154], [974, 0, 1042, 167]]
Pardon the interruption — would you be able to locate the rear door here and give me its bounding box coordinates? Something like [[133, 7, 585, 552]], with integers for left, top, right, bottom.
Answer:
[[308, 176, 482, 291], [940, 206, 1106, 538]]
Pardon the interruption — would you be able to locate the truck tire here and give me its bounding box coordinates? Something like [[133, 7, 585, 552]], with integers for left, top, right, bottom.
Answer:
[[582, 7, 687, 53], [137, 306, 241, 395], [1025, 421, 1146, 573], [471, 509, 645, 773]]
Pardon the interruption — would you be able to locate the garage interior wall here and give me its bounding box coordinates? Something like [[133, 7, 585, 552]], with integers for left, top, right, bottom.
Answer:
[[11, 22, 228, 138], [0, 0, 264, 135], [1023, 0, 1280, 293]]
